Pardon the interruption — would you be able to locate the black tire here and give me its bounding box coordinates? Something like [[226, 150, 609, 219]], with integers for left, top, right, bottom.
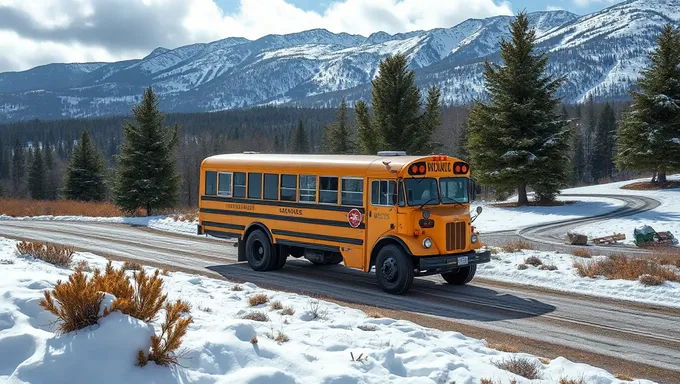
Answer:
[[273, 244, 288, 270], [245, 230, 278, 271], [375, 245, 414, 294], [441, 264, 477, 285]]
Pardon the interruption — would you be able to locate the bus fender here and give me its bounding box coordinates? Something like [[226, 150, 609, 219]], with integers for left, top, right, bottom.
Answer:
[[239, 223, 274, 262], [370, 236, 413, 270]]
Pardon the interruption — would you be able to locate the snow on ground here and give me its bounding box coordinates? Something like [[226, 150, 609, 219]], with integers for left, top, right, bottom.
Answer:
[[477, 248, 680, 309], [562, 174, 680, 246], [0, 237, 652, 384], [0, 214, 198, 237], [473, 195, 625, 233]]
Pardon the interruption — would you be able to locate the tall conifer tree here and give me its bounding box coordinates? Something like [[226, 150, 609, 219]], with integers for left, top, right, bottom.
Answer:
[[64, 130, 107, 201], [291, 120, 310, 154], [591, 103, 617, 183], [114, 87, 181, 215], [10, 138, 25, 197], [467, 12, 570, 204], [28, 147, 47, 200], [616, 24, 680, 183], [322, 97, 355, 154]]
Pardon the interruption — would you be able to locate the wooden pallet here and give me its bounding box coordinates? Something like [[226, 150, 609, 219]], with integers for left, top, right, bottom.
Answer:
[[592, 233, 626, 245]]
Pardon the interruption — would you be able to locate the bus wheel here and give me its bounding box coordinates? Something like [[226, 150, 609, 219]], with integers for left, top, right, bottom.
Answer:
[[441, 264, 477, 285], [245, 230, 277, 271], [273, 245, 288, 270], [375, 245, 414, 294]]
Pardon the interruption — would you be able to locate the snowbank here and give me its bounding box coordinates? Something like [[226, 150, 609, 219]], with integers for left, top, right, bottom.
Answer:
[[0, 237, 652, 384], [563, 174, 680, 246], [477, 248, 680, 308], [0, 214, 198, 237]]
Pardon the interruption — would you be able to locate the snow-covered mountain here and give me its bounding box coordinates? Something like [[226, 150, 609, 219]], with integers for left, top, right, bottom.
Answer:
[[0, 0, 677, 122]]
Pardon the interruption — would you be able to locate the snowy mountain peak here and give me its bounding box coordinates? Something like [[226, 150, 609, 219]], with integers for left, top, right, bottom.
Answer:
[[0, 1, 674, 122]]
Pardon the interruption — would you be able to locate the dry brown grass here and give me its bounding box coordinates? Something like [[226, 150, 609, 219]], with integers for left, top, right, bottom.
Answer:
[[248, 294, 269, 307], [39, 268, 104, 334], [16, 241, 74, 267], [250, 336, 258, 344], [122, 260, 143, 271], [231, 285, 243, 291], [615, 374, 633, 381], [639, 274, 665, 286], [75, 260, 92, 272], [559, 377, 585, 384], [274, 331, 289, 344], [574, 254, 679, 284], [366, 311, 383, 318], [651, 247, 680, 268], [242, 311, 269, 322], [502, 240, 533, 253], [571, 248, 592, 258], [137, 300, 193, 367], [281, 306, 295, 315], [621, 181, 680, 190], [524, 256, 542, 267], [539, 264, 558, 271], [490, 343, 519, 353], [268, 301, 283, 311], [480, 379, 493, 384], [492, 356, 542, 380], [0, 198, 124, 217], [538, 357, 551, 364]]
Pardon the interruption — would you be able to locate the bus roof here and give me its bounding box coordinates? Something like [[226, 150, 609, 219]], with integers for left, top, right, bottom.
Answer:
[[201, 153, 459, 176]]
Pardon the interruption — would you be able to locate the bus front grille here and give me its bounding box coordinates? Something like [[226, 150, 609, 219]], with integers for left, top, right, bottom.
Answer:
[[446, 222, 466, 251]]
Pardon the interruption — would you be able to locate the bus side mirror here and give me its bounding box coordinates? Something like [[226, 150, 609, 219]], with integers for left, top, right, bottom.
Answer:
[[476, 206, 483, 214]]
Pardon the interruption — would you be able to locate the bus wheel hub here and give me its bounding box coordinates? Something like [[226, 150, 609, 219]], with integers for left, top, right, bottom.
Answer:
[[382, 257, 398, 281]]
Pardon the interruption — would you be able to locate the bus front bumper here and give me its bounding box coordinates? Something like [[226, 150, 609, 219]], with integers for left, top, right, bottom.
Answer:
[[415, 249, 491, 275]]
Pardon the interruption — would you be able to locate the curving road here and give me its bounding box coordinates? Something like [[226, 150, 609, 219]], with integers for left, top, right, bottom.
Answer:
[[0, 218, 679, 383], [482, 193, 663, 256]]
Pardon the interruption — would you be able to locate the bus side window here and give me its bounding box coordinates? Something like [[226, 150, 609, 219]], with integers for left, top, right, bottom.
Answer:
[[264, 173, 279, 200], [319, 176, 338, 204], [280, 174, 297, 201], [234, 172, 246, 198], [371, 180, 396, 206], [299, 175, 317, 203], [217, 172, 232, 197], [341, 178, 363, 206], [205, 171, 217, 195], [248, 173, 262, 199]]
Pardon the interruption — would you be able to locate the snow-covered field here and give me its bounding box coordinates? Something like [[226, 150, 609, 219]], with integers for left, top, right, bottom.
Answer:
[[563, 174, 680, 246], [477, 248, 680, 308], [0, 214, 198, 237], [0, 237, 653, 384], [473, 196, 624, 233]]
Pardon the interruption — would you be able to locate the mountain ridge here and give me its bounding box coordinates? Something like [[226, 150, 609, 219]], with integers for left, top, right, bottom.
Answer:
[[0, 0, 676, 122]]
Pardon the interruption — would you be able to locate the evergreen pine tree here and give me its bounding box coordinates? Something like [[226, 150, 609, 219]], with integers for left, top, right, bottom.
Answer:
[[64, 130, 107, 201], [43, 146, 58, 200], [591, 103, 617, 183], [114, 87, 181, 215], [0, 138, 8, 180], [583, 94, 597, 183], [616, 24, 680, 183], [28, 147, 47, 200], [290, 120, 310, 154], [273, 133, 283, 153], [322, 97, 355, 154], [570, 106, 586, 185], [467, 12, 570, 204], [10, 138, 25, 197], [454, 121, 469, 160], [355, 54, 442, 155]]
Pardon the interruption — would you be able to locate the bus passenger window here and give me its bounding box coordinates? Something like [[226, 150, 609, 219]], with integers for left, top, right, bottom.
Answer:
[[218, 172, 232, 197], [234, 172, 246, 198], [248, 173, 262, 199], [341, 178, 363, 206], [205, 171, 217, 195], [319, 177, 338, 204], [264, 173, 279, 200], [280, 174, 296, 201], [299, 175, 317, 203], [371, 180, 396, 206]]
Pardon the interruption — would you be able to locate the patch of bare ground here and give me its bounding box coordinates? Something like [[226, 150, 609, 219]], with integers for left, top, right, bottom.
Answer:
[[621, 181, 680, 190]]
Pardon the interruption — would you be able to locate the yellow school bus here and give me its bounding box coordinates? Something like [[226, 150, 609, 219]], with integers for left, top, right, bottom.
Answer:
[[198, 151, 490, 294]]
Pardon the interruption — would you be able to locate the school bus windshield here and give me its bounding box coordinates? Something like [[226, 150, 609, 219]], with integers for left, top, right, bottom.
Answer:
[[404, 177, 469, 206]]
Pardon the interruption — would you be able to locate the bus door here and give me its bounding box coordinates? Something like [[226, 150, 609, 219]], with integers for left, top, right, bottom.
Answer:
[[366, 179, 399, 265]]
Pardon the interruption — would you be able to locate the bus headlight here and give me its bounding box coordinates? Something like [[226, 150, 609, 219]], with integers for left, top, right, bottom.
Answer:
[[423, 238, 432, 249], [471, 234, 478, 244]]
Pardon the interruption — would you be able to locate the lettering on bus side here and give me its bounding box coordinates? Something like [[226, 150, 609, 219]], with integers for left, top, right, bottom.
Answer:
[[279, 208, 303, 216], [226, 203, 255, 211], [373, 212, 390, 219], [427, 162, 452, 173]]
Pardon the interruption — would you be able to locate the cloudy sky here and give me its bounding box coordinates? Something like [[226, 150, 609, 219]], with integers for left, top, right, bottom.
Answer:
[[0, 0, 620, 73]]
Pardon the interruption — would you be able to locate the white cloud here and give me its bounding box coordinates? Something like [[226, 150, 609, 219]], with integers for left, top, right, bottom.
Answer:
[[546, 5, 564, 11], [572, 0, 618, 8], [0, 0, 512, 72]]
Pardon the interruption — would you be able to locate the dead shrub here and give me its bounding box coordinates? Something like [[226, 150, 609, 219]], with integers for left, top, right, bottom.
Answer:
[[160, 269, 170, 276], [639, 274, 665, 286], [480, 379, 493, 384], [493, 356, 541, 380], [571, 248, 592, 258], [231, 285, 243, 291], [248, 294, 269, 307], [39, 268, 104, 334], [538, 357, 551, 364], [75, 260, 91, 272], [559, 377, 585, 384], [524, 256, 543, 267], [502, 240, 532, 253], [280, 306, 295, 315], [16, 240, 74, 267], [357, 324, 378, 332], [250, 336, 258, 344], [539, 264, 558, 271], [242, 311, 269, 322], [305, 300, 328, 320], [652, 247, 680, 268], [137, 300, 193, 367], [268, 301, 283, 311], [490, 343, 519, 353], [122, 260, 143, 271], [615, 374, 633, 381], [274, 331, 289, 344], [517, 264, 529, 270], [574, 254, 679, 282]]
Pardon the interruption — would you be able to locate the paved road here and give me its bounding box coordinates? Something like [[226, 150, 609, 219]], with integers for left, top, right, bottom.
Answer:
[[483, 194, 663, 256], [1, 220, 679, 382]]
